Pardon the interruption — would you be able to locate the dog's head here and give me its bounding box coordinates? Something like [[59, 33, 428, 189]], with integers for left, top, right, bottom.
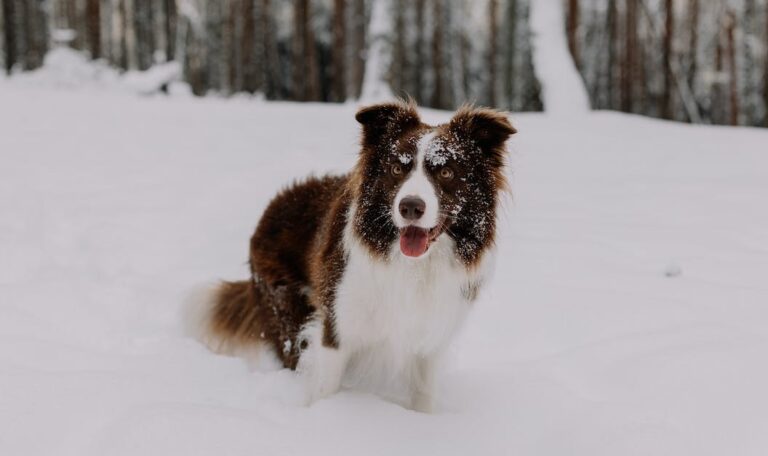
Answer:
[[351, 100, 516, 267]]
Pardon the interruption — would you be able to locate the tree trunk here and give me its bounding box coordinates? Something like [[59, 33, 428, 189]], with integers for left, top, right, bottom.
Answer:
[[165, 0, 176, 60], [620, 0, 638, 113], [661, 0, 673, 119], [432, 0, 446, 108], [1, 0, 13, 73], [293, 0, 321, 101], [764, 0, 768, 127], [606, 0, 617, 109], [0, 0, 5, 72], [712, 23, 724, 125], [293, 0, 305, 99], [331, 0, 347, 102], [687, 0, 698, 104], [228, 0, 241, 93], [360, 0, 394, 101], [262, 0, 280, 99], [741, 0, 758, 125], [503, 0, 517, 109], [448, 0, 466, 104], [566, 0, 579, 67], [152, 0, 167, 62], [124, 0, 138, 69], [241, 0, 258, 93], [725, 11, 738, 126], [22, 0, 47, 70], [112, 0, 126, 69], [391, 0, 405, 96], [86, 0, 101, 59], [488, 0, 498, 107], [135, 0, 155, 70], [349, 0, 365, 99], [413, 0, 425, 102], [19, 0, 32, 69]]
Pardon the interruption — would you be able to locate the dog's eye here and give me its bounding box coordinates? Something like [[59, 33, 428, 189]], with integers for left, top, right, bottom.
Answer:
[[439, 167, 454, 180], [391, 164, 403, 176]]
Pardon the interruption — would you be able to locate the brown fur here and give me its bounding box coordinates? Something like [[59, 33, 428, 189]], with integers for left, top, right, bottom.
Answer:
[[200, 101, 515, 369]]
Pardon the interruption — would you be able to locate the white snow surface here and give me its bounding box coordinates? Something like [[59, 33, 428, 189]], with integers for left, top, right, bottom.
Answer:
[[530, 0, 591, 115], [2, 78, 768, 455], [9, 47, 186, 95]]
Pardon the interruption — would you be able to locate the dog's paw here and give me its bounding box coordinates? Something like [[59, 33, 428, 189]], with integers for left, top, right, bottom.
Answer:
[[409, 392, 434, 414]]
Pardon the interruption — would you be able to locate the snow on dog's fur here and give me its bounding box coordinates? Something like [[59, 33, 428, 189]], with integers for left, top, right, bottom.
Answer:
[[187, 100, 516, 412]]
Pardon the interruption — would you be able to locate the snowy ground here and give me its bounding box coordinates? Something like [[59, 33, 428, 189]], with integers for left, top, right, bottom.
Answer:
[[2, 77, 768, 455]]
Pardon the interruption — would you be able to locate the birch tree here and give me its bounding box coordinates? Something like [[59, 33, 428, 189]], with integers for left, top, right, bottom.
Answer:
[[360, 0, 393, 101]]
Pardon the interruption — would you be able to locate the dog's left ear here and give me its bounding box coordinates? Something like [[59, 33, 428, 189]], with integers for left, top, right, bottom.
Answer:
[[448, 107, 517, 167], [355, 101, 421, 148]]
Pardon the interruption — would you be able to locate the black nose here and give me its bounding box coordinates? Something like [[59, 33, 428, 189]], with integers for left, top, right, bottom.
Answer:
[[399, 196, 426, 221]]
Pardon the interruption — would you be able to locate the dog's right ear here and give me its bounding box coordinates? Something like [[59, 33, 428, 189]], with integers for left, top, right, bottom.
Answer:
[[355, 101, 421, 148]]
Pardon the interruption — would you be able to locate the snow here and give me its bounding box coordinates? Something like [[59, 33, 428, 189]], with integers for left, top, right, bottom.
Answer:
[[2, 75, 768, 455], [9, 47, 186, 95], [529, 0, 591, 115]]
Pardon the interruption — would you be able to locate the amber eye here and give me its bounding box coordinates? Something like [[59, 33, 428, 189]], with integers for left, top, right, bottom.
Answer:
[[391, 164, 403, 176], [439, 167, 454, 180]]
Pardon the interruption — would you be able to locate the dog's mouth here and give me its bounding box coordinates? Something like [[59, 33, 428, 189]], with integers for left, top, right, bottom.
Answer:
[[399, 224, 444, 258]]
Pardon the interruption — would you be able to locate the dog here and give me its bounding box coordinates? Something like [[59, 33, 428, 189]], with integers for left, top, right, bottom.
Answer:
[[187, 100, 516, 412]]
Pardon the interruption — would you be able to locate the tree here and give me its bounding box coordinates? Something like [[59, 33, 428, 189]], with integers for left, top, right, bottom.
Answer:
[[85, 0, 100, 58], [331, 0, 347, 102], [712, 14, 725, 125], [503, 0, 517, 109], [741, 0, 760, 126], [165, 0, 177, 61], [621, 0, 639, 113], [239, 0, 257, 93], [124, 0, 138, 70], [566, 0, 579, 68], [448, 0, 466, 105], [725, 10, 738, 126], [764, 0, 768, 127], [488, 0, 498, 107], [259, 0, 280, 99], [293, 0, 321, 101], [662, 0, 674, 119], [432, 0, 447, 108], [0, 0, 8, 73], [135, 0, 155, 70], [413, 0, 425, 102], [687, 0, 699, 103], [226, 0, 239, 92], [606, 0, 618, 109], [360, 0, 394, 101]]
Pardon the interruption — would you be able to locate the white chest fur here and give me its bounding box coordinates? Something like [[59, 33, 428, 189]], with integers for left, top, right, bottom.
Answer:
[[336, 232, 474, 358]]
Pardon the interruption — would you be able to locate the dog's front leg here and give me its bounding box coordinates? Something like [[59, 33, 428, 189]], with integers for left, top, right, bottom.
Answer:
[[297, 322, 349, 406], [409, 354, 438, 413]]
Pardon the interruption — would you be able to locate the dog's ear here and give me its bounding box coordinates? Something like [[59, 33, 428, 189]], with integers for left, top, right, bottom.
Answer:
[[448, 106, 516, 167], [355, 101, 421, 148]]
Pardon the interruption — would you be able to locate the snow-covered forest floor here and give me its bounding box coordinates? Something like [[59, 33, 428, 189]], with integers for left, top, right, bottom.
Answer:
[[2, 77, 768, 455]]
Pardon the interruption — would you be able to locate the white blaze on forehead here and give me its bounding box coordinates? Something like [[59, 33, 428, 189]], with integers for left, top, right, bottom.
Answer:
[[393, 131, 440, 229]]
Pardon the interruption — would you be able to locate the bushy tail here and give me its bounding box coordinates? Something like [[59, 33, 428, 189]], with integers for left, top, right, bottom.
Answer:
[[183, 280, 265, 360]]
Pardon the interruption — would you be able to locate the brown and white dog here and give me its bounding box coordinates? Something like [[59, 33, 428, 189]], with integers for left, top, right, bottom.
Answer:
[[188, 100, 516, 412]]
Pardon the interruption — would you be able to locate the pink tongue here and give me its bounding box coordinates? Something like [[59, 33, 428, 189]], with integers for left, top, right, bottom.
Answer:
[[400, 227, 429, 257]]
